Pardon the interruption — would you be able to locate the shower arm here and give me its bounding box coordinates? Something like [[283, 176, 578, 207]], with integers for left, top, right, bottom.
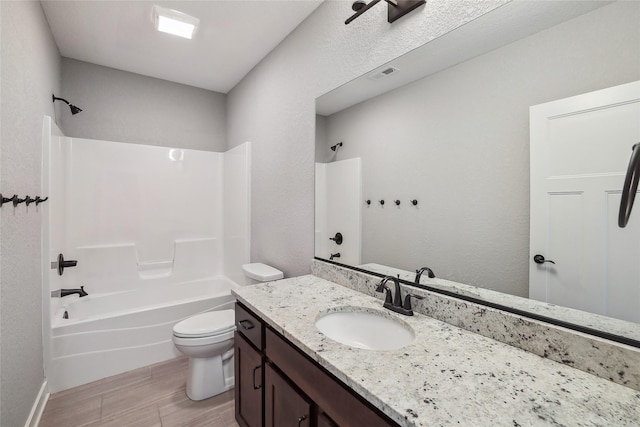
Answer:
[[52, 95, 71, 106]]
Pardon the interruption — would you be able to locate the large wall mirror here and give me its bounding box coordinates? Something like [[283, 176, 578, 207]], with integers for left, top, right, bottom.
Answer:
[[315, 1, 640, 343]]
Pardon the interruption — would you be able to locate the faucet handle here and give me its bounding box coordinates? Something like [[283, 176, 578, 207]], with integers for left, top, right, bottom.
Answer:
[[403, 294, 425, 311], [375, 280, 393, 305]]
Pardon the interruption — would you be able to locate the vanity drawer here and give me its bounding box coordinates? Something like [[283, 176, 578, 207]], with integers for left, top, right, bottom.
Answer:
[[265, 327, 396, 427], [235, 303, 263, 350]]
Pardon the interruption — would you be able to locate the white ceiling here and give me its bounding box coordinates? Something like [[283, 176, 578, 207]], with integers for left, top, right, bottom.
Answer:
[[41, 0, 323, 94]]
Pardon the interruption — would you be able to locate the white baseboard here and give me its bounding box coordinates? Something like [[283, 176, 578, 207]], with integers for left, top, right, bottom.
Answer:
[[24, 381, 49, 427]]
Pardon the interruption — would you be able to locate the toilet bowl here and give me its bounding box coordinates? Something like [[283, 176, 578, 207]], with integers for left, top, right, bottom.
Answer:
[[173, 263, 283, 401], [172, 310, 235, 401]]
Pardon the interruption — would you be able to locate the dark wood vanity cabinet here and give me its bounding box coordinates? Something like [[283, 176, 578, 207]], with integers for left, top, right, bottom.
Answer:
[[265, 363, 312, 427], [235, 304, 265, 427], [235, 333, 263, 427], [235, 302, 397, 427]]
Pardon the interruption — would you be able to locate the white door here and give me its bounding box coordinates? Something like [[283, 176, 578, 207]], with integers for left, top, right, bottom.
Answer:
[[530, 81, 640, 323]]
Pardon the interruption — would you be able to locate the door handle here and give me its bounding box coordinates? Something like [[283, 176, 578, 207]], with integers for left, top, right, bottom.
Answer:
[[252, 365, 261, 389], [533, 254, 555, 264], [297, 415, 308, 427]]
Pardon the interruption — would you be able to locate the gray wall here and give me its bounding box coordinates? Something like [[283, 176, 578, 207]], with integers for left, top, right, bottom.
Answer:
[[226, 0, 507, 277], [314, 115, 329, 164], [0, 2, 61, 426], [321, 2, 640, 297], [60, 58, 227, 151]]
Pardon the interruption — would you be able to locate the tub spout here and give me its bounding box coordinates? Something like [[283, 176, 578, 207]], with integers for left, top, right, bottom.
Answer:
[[58, 286, 88, 297]]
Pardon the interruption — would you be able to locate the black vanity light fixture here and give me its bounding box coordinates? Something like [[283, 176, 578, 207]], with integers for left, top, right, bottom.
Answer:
[[346, 0, 426, 25], [52, 95, 83, 115]]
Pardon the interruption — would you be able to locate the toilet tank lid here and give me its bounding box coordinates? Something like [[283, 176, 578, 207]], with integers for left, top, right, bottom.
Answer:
[[242, 263, 284, 281]]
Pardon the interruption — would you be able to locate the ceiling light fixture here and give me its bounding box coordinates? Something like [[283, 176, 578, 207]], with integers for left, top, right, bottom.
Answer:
[[152, 5, 199, 39]]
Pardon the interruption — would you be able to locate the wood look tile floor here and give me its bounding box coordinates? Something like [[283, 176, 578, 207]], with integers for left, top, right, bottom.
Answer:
[[40, 356, 241, 427]]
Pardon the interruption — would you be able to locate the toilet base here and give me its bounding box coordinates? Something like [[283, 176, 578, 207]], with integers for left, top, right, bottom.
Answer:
[[186, 351, 234, 401]]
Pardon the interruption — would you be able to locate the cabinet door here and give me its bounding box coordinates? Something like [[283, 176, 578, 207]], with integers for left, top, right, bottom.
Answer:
[[318, 411, 339, 427], [265, 363, 312, 427], [235, 332, 263, 427]]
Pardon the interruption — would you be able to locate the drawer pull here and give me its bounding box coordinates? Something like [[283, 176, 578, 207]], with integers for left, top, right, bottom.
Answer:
[[238, 319, 255, 330], [297, 415, 308, 426], [252, 365, 262, 390]]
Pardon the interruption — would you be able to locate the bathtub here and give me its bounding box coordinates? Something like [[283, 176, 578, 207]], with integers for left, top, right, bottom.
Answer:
[[48, 277, 239, 392]]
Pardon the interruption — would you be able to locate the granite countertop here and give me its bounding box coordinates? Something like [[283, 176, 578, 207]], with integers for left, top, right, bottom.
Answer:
[[233, 275, 640, 427], [359, 263, 640, 342]]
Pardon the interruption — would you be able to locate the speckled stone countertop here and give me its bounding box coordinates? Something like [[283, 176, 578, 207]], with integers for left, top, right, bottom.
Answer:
[[359, 263, 640, 343], [233, 275, 640, 427]]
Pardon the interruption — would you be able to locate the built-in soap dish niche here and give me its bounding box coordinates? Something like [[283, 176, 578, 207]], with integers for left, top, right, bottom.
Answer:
[[138, 260, 173, 279]]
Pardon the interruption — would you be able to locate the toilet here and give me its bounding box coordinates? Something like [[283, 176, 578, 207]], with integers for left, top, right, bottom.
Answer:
[[172, 263, 283, 401]]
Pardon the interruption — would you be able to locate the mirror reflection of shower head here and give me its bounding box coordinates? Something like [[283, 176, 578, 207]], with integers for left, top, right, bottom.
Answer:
[[52, 94, 83, 115], [330, 142, 343, 152]]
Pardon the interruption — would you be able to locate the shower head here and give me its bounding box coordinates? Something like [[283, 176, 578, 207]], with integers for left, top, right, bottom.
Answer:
[[69, 104, 83, 115], [52, 94, 83, 115], [330, 142, 343, 152]]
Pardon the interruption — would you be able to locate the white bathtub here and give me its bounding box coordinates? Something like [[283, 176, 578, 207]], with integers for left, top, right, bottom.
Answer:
[[48, 277, 239, 392]]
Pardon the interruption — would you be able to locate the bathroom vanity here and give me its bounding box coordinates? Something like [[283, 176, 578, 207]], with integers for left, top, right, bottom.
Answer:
[[234, 302, 395, 427], [233, 275, 640, 426]]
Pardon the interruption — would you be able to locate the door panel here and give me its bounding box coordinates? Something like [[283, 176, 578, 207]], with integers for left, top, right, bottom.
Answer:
[[606, 191, 640, 322], [235, 333, 263, 427], [265, 363, 311, 427], [530, 81, 640, 322]]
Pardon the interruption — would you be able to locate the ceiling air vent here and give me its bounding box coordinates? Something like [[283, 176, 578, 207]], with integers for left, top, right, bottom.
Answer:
[[368, 67, 399, 81]]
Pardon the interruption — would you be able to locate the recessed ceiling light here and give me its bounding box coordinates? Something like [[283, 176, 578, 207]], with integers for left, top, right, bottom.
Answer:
[[152, 5, 199, 39]]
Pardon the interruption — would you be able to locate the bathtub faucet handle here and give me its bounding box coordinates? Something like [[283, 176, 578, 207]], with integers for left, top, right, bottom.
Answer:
[[56, 253, 78, 276]]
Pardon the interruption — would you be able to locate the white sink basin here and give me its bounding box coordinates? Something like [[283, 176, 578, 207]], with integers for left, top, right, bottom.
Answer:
[[315, 307, 415, 351]]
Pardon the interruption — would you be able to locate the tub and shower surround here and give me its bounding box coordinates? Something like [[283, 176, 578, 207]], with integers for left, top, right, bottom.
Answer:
[[43, 117, 251, 391]]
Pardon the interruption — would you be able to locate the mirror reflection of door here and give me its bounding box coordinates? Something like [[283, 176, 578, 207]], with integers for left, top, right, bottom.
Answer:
[[529, 81, 640, 323]]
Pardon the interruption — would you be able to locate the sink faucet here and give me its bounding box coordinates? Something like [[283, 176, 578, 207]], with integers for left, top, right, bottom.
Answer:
[[414, 266, 435, 284], [375, 276, 423, 316], [53, 286, 88, 298]]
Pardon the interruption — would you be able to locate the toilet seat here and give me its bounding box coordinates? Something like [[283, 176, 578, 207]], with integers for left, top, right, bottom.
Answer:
[[172, 329, 235, 347], [173, 310, 235, 338]]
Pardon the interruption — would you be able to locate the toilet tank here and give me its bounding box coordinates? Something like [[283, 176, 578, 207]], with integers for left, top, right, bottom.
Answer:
[[242, 263, 284, 285]]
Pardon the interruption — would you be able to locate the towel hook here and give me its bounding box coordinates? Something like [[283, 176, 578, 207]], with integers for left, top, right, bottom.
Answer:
[[0, 194, 17, 207], [35, 196, 49, 205], [12, 196, 27, 207]]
